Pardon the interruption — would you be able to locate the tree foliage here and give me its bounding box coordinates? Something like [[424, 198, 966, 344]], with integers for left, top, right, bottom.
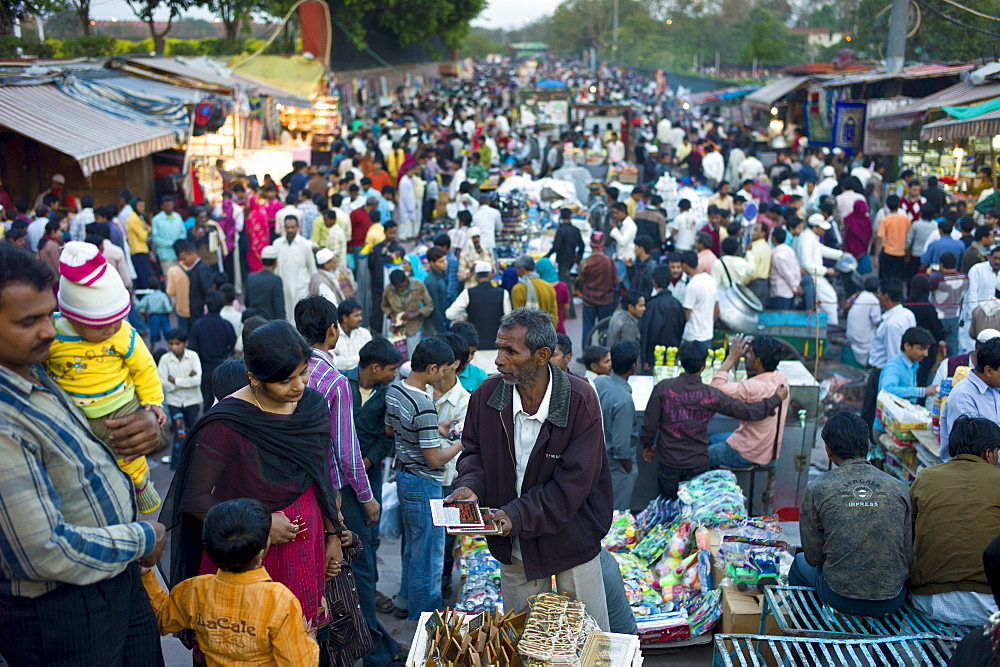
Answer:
[[122, 0, 198, 54], [202, 0, 270, 42]]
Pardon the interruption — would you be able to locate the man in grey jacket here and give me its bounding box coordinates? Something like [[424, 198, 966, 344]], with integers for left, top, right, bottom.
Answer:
[[594, 341, 640, 510], [791, 411, 911, 616]]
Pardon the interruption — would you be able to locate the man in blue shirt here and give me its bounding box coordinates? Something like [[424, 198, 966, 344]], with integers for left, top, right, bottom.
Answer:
[[873, 327, 938, 435], [920, 219, 965, 269], [594, 341, 640, 510], [941, 337, 1000, 459]]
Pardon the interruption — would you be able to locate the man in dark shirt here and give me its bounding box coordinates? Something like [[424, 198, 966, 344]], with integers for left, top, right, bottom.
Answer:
[[424, 247, 450, 334], [791, 411, 911, 617], [368, 220, 404, 332], [341, 338, 406, 664], [244, 246, 285, 320], [641, 342, 787, 499], [175, 241, 213, 326], [546, 208, 585, 316], [639, 266, 685, 371], [635, 195, 666, 257], [923, 175, 946, 214], [629, 236, 658, 300], [187, 290, 236, 410]]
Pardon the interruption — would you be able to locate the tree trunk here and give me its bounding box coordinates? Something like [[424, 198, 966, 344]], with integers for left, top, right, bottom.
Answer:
[[224, 17, 239, 43], [77, 2, 90, 36]]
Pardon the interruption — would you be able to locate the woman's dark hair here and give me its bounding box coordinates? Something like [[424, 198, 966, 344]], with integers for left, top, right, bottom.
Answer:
[[436, 332, 470, 372], [212, 357, 248, 400], [949, 416, 1000, 458], [822, 411, 870, 460], [0, 244, 55, 304], [202, 498, 272, 573], [450, 321, 480, 349], [901, 326, 934, 350], [410, 336, 455, 373], [750, 335, 784, 373], [244, 320, 312, 383], [907, 274, 931, 302], [358, 337, 404, 369], [294, 295, 337, 345], [678, 341, 707, 374], [241, 315, 269, 350]]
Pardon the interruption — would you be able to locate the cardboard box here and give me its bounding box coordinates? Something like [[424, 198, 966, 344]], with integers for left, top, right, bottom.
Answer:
[[721, 588, 783, 635]]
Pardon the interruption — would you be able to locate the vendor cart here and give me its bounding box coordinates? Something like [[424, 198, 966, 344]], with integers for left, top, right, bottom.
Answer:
[[754, 311, 828, 361]]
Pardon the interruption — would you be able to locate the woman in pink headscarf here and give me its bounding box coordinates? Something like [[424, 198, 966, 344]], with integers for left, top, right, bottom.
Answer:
[[245, 194, 271, 273]]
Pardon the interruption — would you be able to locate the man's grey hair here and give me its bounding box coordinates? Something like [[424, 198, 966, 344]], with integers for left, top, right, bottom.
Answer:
[[366, 196, 379, 206], [513, 255, 535, 272], [498, 307, 557, 354]]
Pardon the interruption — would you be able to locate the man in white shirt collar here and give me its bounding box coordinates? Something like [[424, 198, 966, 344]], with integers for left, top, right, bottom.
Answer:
[[861, 278, 916, 441], [332, 298, 372, 372]]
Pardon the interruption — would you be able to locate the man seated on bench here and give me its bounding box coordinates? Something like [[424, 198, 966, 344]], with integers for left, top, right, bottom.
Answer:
[[791, 411, 911, 617], [707, 334, 789, 470], [910, 416, 1000, 626]]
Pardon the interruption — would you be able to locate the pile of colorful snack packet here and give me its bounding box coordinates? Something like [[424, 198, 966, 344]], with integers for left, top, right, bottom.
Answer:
[[602, 470, 785, 644]]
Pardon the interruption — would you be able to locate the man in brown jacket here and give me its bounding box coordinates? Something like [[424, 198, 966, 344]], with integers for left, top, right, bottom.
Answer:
[[449, 307, 613, 629], [381, 269, 433, 357], [910, 416, 1000, 625]]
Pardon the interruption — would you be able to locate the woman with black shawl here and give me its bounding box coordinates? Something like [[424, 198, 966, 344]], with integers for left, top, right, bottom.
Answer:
[[907, 274, 946, 386], [162, 320, 343, 643]]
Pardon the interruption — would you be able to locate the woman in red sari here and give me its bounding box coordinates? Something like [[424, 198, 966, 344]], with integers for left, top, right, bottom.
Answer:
[[165, 321, 344, 657], [245, 193, 271, 273]]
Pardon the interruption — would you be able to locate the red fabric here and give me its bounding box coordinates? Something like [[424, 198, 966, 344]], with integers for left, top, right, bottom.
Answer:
[[553, 280, 570, 334], [368, 169, 391, 193], [245, 197, 270, 273], [200, 485, 327, 626], [349, 208, 371, 247], [61, 254, 107, 284]]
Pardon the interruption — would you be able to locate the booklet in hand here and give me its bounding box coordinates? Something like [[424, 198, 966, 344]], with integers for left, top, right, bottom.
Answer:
[[429, 499, 504, 535]]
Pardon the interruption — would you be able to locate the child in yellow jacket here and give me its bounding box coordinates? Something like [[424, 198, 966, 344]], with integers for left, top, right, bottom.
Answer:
[[46, 241, 166, 513]]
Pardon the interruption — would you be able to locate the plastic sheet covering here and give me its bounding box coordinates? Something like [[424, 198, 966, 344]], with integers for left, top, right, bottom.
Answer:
[[55, 75, 189, 141]]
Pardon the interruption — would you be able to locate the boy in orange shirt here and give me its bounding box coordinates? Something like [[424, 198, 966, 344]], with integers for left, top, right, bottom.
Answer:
[[141, 499, 319, 666]]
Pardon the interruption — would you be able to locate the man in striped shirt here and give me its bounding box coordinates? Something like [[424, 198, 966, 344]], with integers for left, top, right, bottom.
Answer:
[[0, 244, 167, 664], [297, 295, 406, 665]]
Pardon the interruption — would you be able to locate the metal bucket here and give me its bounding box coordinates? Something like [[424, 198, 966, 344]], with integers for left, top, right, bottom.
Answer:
[[718, 283, 764, 333]]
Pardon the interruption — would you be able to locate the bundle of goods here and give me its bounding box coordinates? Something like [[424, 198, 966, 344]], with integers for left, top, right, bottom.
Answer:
[[608, 163, 638, 184], [876, 390, 931, 449], [517, 592, 598, 665], [652, 346, 726, 384], [678, 470, 747, 525], [458, 537, 503, 613], [417, 607, 526, 666], [715, 516, 791, 594], [602, 511, 639, 552], [934, 366, 969, 439]]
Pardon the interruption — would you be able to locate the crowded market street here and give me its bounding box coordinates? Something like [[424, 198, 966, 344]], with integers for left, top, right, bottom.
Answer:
[[2, 27, 1000, 666]]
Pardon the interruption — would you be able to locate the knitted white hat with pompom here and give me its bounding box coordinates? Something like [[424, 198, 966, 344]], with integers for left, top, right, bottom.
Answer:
[[57, 241, 131, 327]]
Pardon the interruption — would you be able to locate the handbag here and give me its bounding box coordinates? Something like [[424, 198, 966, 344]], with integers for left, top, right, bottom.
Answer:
[[388, 325, 409, 361]]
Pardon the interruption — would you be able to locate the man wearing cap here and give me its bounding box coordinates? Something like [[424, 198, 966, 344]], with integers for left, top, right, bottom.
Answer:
[[33, 174, 79, 213], [940, 338, 1000, 460], [273, 213, 317, 320], [310, 247, 356, 306], [446, 261, 511, 350], [795, 213, 844, 326], [813, 165, 838, 204], [458, 227, 495, 289], [970, 275, 1000, 341], [245, 245, 285, 320], [932, 328, 1000, 388]]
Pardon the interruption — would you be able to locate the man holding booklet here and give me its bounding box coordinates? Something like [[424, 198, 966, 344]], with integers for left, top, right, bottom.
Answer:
[[447, 307, 614, 630]]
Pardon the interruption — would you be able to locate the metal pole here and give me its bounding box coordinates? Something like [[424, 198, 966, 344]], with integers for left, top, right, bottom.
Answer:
[[612, 0, 619, 60], [886, 0, 908, 73]]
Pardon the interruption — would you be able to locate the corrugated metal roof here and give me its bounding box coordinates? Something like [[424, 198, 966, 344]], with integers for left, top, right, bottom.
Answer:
[[0, 83, 177, 177], [820, 63, 974, 88], [744, 76, 811, 107], [868, 80, 1000, 130], [920, 107, 1000, 141]]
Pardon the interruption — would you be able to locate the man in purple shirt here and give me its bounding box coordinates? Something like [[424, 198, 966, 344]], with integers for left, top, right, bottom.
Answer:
[[295, 296, 405, 664]]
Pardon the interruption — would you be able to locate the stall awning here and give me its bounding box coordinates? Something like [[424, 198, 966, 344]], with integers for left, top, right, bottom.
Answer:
[[744, 76, 811, 108], [124, 57, 234, 91], [868, 80, 1000, 130], [98, 74, 208, 105], [920, 107, 1000, 141], [0, 83, 177, 177]]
